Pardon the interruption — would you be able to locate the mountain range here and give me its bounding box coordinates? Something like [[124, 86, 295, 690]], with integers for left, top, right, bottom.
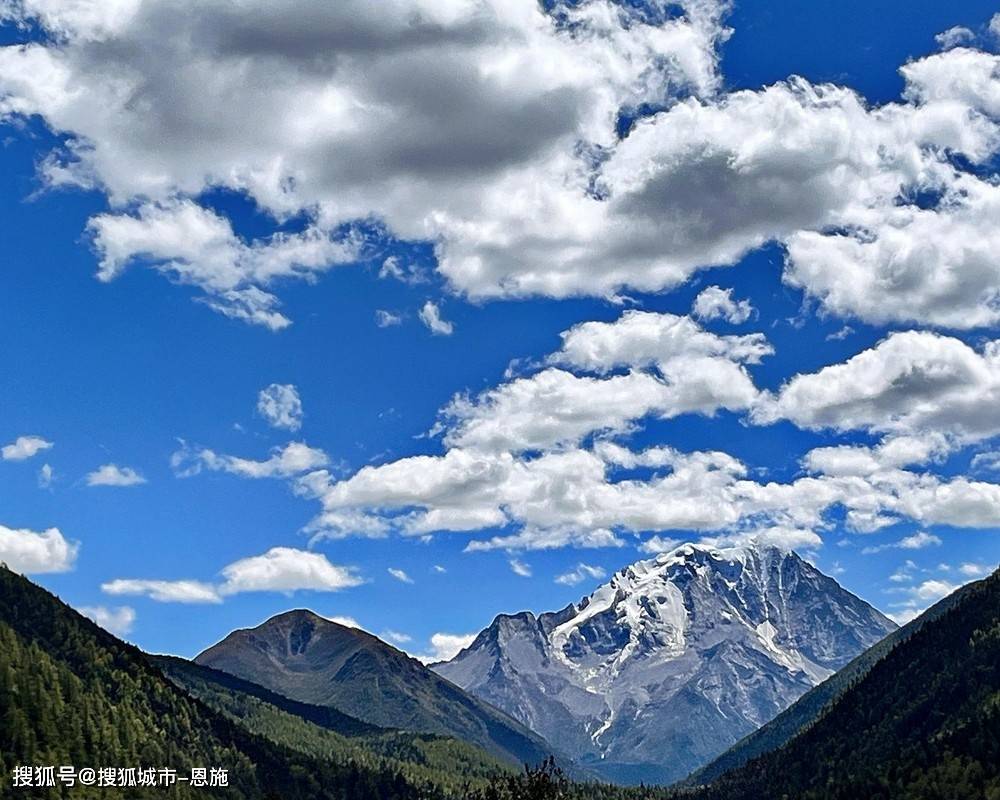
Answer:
[[434, 542, 897, 784], [3, 540, 998, 799], [193, 607, 557, 769]]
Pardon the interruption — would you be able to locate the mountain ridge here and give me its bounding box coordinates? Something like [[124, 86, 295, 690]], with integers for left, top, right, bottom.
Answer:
[[687, 566, 1000, 799], [195, 607, 563, 771], [435, 540, 896, 784]]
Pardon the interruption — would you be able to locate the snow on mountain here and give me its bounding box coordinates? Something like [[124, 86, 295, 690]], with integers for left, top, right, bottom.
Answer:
[[434, 541, 896, 785]]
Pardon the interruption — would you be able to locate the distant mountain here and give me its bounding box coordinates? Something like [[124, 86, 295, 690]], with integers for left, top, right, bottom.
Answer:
[[435, 542, 896, 784], [194, 609, 557, 769], [0, 565, 435, 800], [690, 567, 1000, 799], [686, 577, 975, 787]]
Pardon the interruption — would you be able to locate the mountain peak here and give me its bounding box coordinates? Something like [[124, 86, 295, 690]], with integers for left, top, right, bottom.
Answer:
[[435, 545, 895, 784]]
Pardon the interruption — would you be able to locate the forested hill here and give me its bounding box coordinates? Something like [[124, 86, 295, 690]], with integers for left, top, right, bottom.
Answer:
[[687, 577, 976, 787], [684, 568, 1000, 800], [0, 565, 449, 799]]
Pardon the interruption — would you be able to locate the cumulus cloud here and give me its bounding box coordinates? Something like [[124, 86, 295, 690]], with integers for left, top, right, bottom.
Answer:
[[958, 562, 994, 578], [419, 301, 454, 336], [438, 310, 770, 454], [554, 563, 606, 586], [887, 577, 959, 624], [257, 383, 304, 431], [173, 441, 328, 479], [102, 578, 222, 604], [692, 286, 754, 323], [2, 435, 53, 461], [4, 1, 1000, 331], [418, 632, 477, 664], [387, 567, 414, 584], [935, 26, 975, 50], [755, 332, 1000, 442], [0, 0, 728, 323], [85, 463, 146, 487], [103, 546, 362, 603], [0, 524, 78, 574], [79, 605, 136, 637], [219, 547, 363, 595], [637, 535, 683, 554]]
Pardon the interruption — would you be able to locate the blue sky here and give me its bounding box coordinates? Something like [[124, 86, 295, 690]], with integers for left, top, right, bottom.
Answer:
[[2, 0, 1000, 660]]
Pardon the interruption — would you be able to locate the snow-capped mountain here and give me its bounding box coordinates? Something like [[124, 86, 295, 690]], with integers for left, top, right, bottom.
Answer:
[[434, 542, 896, 785]]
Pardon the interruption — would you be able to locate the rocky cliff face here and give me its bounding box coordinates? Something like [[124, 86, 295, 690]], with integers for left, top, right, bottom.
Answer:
[[434, 542, 897, 784]]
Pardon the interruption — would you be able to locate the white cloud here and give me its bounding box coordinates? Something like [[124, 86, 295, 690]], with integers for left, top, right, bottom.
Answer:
[[889, 560, 918, 583], [257, 383, 303, 431], [885, 567, 988, 624], [85, 463, 146, 487], [554, 563, 606, 586], [825, 325, 854, 342], [417, 632, 477, 664], [219, 547, 363, 595], [79, 605, 136, 637], [438, 310, 770, 454], [0, 524, 78, 574], [297, 427, 1000, 552], [382, 630, 412, 644], [958, 562, 994, 578], [992, 13, 1000, 39], [755, 332, 1000, 442], [37, 463, 54, 489], [886, 608, 922, 625], [419, 301, 454, 336], [375, 309, 402, 328], [432, 564, 447, 574], [3, 4, 1000, 332], [935, 26, 974, 49], [326, 615, 362, 629], [2, 435, 53, 461], [509, 558, 532, 577], [637, 535, 683, 555], [103, 546, 362, 603], [102, 578, 222, 604], [802, 434, 950, 478], [173, 441, 328, 479], [88, 200, 359, 330], [387, 567, 414, 584], [0, 0, 730, 324], [971, 451, 1000, 474], [692, 285, 754, 323], [862, 531, 942, 555]]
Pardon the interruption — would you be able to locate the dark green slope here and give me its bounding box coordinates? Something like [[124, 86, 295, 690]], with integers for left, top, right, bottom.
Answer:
[[0, 565, 439, 800], [156, 655, 515, 795], [686, 580, 975, 786], [195, 609, 557, 768], [686, 569, 1000, 800]]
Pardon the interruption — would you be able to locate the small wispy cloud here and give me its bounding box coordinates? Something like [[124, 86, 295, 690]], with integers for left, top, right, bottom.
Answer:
[[388, 567, 414, 584], [509, 558, 532, 578], [555, 563, 606, 586]]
